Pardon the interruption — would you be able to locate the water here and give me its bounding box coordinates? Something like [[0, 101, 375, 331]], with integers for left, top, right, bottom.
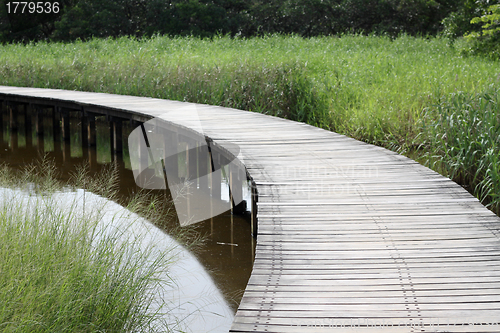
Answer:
[[0, 108, 255, 325]]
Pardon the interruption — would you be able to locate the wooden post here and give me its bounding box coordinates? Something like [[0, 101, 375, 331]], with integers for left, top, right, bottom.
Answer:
[[25, 105, 32, 147], [184, 141, 191, 221], [210, 166, 214, 235], [81, 112, 89, 161], [9, 103, 18, 150], [63, 136, 72, 162], [199, 143, 209, 191], [88, 141, 97, 167], [139, 125, 148, 171], [9, 104, 17, 131], [138, 124, 149, 186], [53, 107, 61, 142], [35, 106, 45, 150], [110, 118, 123, 162], [231, 203, 234, 256], [229, 166, 234, 214], [232, 167, 246, 214], [0, 101, 4, 132], [81, 112, 88, 147], [61, 110, 71, 161], [163, 129, 179, 184], [212, 152, 221, 200], [251, 181, 258, 238], [87, 114, 96, 147], [10, 127, 18, 150], [52, 107, 62, 157], [35, 106, 44, 137], [109, 117, 115, 162], [196, 143, 200, 185], [208, 142, 215, 235], [230, 167, 235, 256], [61, 111, 70, 141], [188, 140, 197, 184]]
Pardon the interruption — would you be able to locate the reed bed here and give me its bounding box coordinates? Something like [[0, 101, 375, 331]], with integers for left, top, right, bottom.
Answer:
[[422, 87, 500, 214], [1, 34, 500, 210], [0, 159, 181, 332]]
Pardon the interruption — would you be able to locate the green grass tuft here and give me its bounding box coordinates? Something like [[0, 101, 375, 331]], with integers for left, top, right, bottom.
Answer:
[[0, 160, 179, 332], [421, 86, 500, 213]]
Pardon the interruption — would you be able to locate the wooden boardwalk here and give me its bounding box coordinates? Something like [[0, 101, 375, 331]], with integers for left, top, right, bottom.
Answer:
[[1, 86, 500, 332]]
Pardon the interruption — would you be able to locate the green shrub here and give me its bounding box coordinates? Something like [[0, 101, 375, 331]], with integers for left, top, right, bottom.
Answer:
[[463, 4, 500, 60], [441, 0, 489, 39]]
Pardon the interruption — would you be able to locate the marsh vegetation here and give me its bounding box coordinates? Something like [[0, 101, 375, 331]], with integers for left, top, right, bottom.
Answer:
[[1, 34, 499, 212], [0, 158, 189, 332]]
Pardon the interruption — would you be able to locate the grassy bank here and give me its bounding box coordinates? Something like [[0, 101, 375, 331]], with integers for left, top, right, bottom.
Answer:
[[0, 160, 179, 332], [1, 34, 499, 211], [422, 88, 500, 213]]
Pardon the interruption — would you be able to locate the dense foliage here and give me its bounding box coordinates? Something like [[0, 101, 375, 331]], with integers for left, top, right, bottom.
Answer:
[[1, 0, 463, 42], [441, 0, 491, 39], [464, 4, 500, 59]]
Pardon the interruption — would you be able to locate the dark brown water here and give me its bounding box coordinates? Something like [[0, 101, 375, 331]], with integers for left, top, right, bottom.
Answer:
[[0, 108, 255, 313]]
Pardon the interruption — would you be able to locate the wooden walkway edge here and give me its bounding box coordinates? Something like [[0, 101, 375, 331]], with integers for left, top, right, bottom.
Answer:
[[1, 86, 500, 332]]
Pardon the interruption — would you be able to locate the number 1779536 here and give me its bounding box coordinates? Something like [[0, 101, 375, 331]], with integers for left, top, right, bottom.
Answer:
[[6, 2, 60, 14]]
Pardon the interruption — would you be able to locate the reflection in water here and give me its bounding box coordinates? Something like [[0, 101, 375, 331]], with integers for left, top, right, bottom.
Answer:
[[0, 104, 255, 318], [0, 187, 234, 332]]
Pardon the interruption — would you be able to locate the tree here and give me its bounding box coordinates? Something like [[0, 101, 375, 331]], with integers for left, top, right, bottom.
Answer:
[[464, 3, 500, 59], [0, 0, 475, 42], [1, 0, 69, 42], [441, 0, 491, 39], [53, 0, 151, 40], [52, 0, 247, 40]]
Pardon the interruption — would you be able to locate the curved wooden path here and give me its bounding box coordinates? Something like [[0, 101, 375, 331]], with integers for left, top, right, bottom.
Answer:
[[2, 86, 500, 332]]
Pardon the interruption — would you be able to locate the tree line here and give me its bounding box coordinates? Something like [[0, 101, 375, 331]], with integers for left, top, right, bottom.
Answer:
[[0, 0, 488, 41], [0, 0, 498, 59]]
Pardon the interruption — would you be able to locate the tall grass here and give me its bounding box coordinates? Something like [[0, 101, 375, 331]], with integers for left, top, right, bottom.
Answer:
[[0, 36, 330, 128], [422, 86, 500, 214], [1, 34, 500, 209], [1, 35, 498, 143], [0, 159, 180, 332]]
